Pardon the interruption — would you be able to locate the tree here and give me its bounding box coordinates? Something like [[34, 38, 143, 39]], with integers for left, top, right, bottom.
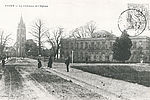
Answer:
[[46, 27, 64, 59], [0, 30, 11, 57], [70, 21, 97, 38], [46, 33, 56, 57], [25, 39, 38, 57], [70, 27, 87, 38], [41, 48, 50, 57], [84, 21, 97, 35], [112, 30, 132, 62], [29, 19, 49, 56]]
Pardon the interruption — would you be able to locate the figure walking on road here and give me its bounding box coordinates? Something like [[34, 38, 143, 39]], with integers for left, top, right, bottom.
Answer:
[[2, 59, 5, 68], [38, 58, 42, 68], [65, 56, 71, 72], [48, 56, 53, 68]]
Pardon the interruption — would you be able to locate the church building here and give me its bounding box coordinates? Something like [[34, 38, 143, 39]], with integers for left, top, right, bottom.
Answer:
[[16, 16, 26, 57]]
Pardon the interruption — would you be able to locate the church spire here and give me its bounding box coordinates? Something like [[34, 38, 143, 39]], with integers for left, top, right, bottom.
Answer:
[[18, 15, 25, 28], [16, 15, 26, 57], [20, 15, 24, 24]]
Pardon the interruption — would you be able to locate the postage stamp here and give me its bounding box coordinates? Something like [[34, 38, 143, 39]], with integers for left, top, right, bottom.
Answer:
[[118, 9, 147, 36]]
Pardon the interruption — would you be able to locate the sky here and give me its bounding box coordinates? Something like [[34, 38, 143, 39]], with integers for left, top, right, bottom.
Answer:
[[0, 0, 150, 48]]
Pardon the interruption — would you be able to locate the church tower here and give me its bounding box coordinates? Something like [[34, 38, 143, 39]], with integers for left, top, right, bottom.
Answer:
[[16, 16, 26, 57]]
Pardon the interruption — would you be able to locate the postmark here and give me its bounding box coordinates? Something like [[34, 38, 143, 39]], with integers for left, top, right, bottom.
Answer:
[[118, 9, 147, 37]]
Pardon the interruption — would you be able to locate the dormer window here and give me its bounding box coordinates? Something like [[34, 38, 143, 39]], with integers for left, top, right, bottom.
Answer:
[[103, 34, 106, 37]]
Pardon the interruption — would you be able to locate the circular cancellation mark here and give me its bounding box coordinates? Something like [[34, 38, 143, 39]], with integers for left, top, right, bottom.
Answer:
[[118, 9, 147, 37]]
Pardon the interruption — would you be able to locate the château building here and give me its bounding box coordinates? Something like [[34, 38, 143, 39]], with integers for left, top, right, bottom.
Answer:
[[60, 30, 150, 63], [16, 16, 26, 57]]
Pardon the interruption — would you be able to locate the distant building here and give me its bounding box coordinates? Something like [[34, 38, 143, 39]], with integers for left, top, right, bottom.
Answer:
[[60, 30, 150, 63], [16, 16, 26, 57], [129, 36, 150, 62], [4, 46, 16, 57]]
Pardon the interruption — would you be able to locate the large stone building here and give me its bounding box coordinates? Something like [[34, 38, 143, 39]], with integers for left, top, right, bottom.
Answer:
[[60, 30, 150, 63], [16, 16, 26, 57]]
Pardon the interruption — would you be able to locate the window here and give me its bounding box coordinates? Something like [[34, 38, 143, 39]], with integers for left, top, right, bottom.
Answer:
[[97, 42, 100, 49], [94, 55, 96, 59], [91, 42, 94, 49], [97, 34, 101, 38], [70, 42, 73, 49], [101, 41, 105, 49], [85, 42, 88, 49], [103, 34, 106, 37], [80, 42, 83, 49], [76, 42, 79, 49], [80, 52, 83, 60], [132, 41, 137, 49]]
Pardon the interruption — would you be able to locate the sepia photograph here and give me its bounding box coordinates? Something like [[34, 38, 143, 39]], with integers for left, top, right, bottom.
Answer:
[[0, 0, 150, 100]]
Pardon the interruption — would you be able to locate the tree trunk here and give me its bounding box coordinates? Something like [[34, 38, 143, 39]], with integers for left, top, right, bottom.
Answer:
[[38, 28, 41, 55], [56, 49, 58, 60]]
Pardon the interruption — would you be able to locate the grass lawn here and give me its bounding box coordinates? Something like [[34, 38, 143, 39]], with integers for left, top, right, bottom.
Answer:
[[71, 65, 150, 87], [30, 69, 106, 100]]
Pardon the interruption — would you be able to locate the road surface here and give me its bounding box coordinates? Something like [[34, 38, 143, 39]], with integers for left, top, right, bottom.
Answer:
[[0, 58, 107, 100]]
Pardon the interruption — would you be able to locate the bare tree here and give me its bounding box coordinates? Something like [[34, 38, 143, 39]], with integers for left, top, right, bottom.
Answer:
[[84, 21, 97, 36], [70, 21, 97, 38], [46, 32, 56, 57], [29, 19, 49, 55], [70, 26, 87, 38], [46, 27, 64, 59], [0, 30, 11, 55]]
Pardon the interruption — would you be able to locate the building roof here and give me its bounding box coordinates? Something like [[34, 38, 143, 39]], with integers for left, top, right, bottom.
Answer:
[[18, 16, 25, 28], [92, 30, 116, 38], [63, 30, 150, 42], [130, 36, 150, 40], [20, 15, 23, 24]]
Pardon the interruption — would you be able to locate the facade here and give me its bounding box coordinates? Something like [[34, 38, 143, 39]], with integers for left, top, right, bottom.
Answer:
[[16, 16, 26, 57], [60, 30, 150, 63], [129, 36, 150, 62]]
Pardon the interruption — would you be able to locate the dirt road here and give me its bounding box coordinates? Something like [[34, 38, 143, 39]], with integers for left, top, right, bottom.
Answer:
[[0, 58, 107, 100]]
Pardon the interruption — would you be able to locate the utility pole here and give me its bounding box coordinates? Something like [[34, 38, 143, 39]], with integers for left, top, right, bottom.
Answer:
[[72, 50, 73, 63]]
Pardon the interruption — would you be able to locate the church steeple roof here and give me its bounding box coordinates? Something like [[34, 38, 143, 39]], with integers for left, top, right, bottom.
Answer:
[[18, 15, 25, 28], [20, 15, 23, 24]]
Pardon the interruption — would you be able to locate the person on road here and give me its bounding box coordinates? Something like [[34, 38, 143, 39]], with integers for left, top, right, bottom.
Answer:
[[65, 56, 71, 72], [85, 56, 88, 63], [38, 58, 42, 68], [2, 59, 5, 68], [48, 56, 53, 68]]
